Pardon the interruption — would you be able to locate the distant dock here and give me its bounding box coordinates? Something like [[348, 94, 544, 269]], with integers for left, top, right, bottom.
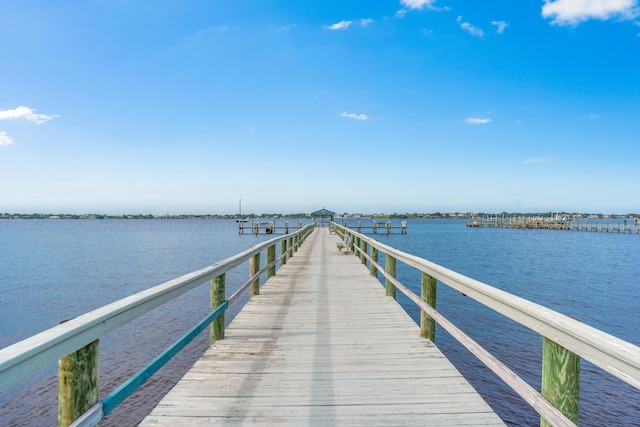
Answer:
[[467, 216, 640, 234], [338, 220, 407, 235], [240, 219, 408, 235], [238, 220, 304, 235]]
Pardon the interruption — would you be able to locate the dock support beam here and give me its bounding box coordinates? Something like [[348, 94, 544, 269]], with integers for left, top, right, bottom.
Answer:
[[58, 339, 99, 427], [541, 337, 580, 427]]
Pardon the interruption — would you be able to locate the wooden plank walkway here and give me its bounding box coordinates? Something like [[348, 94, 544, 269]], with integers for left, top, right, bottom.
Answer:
[[140, 228, 505, 426]]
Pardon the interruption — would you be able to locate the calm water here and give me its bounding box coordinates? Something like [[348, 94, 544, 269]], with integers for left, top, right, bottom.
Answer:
[[0, 219, 638, 426]]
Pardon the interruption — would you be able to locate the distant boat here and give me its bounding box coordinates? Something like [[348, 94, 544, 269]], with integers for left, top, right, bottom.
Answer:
[[236, 198, 249, 223]]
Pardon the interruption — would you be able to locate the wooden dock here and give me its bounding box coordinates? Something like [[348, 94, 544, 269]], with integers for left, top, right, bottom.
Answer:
[[238, 220, 304, 234], [467, 216, 640, 234], [339, 219, 408, 235], [140, 228, 504, 426]]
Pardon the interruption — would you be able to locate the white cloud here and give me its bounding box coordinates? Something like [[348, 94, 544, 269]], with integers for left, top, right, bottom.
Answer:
[[196, 26, 228, 36], [400, 0, 438, 9], [0, 131, 14, 146], [341, 112, 369, 121], [491, 20, 509, 33], [326, 20, 353, 30], [542, 0, 640, 26], [524, 157, 557, 164], [0, 106, 59, 124], [457, 16, 485, 38], [397, 0, 449, 16], [325, 19, 374, 30], [466, 117, 492, 124]]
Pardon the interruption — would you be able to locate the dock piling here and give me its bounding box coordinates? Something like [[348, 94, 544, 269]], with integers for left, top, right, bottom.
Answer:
[[385, 254, 397, 300], [210, 274, 225, 344], [541, 338, 580, 426], [250, 254, 260, 297], [420, 273, 437, 342], [58, 339, 99, 427]]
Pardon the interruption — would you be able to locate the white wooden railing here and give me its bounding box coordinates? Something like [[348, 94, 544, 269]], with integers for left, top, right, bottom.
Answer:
[[0, 223, 315, 426], [333, 222, 640, 427]]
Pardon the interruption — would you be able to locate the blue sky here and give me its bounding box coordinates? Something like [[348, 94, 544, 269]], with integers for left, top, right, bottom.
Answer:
[[1, 0, 639, 215]]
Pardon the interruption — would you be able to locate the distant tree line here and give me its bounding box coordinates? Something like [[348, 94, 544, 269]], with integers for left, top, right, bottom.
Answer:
[[1, 211, 636, 220]]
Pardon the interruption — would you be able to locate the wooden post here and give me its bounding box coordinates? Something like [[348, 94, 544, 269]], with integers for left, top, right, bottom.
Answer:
[[420, 273, 437, 342], [281, 240, 287, 265], [250, 253, 260, 297], [210, 274, 225, 344], [541, 337, 580, 427], [385, 254, 396, 300], [355, 236, 361, 258], [370, 246, 378, 277], [267, 244, 276, 279], [361, 241, 368, 266], [288, 236, 294, 258], [58, 339, 99, 427]]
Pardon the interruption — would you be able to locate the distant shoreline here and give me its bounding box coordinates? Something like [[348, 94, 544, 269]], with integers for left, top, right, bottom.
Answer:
[[1, 212, 637, 221]]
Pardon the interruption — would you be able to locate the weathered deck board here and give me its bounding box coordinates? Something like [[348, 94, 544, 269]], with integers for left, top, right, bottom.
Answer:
[[140, 228, 504, 426]]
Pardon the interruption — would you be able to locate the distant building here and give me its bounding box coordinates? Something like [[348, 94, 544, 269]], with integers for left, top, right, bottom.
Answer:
[[310, 208, 335, 226]]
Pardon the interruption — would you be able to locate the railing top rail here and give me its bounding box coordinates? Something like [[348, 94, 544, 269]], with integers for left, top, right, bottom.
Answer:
[[0, 223, 315, 391], [333, 222, 640, 390]]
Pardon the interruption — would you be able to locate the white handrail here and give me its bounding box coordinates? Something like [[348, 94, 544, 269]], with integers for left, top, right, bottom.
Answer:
[[335, 223, 640, 390], [0, 224, 315, 391]]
